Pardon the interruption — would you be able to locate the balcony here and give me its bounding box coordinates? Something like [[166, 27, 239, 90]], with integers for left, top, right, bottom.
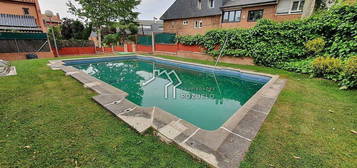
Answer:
[[0, 13, 41, 32]]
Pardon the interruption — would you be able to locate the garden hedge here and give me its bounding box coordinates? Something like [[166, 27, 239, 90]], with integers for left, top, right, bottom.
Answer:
[[177, 4, 357, 89]]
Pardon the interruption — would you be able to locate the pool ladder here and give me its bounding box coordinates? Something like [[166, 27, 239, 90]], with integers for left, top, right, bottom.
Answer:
[[214, 36, 229, 67], [212, 36, 229, 100]]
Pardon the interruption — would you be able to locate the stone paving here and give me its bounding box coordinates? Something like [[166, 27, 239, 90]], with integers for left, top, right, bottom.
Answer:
[[48, 56, 286, 168]]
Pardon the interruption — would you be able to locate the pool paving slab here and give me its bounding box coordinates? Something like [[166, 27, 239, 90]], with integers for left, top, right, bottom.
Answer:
[[48, 55, 286, 168]]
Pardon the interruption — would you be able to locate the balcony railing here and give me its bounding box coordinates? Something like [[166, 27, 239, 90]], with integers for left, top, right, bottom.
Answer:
[[0, 13, 38, 27]]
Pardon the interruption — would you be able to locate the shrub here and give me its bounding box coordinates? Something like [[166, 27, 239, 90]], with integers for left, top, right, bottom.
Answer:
[[174, 4, 357, 89], [305, 38, 326, 54], [51, 40, 94, 49], [176, 35, 203, 45], [103, 33, 121, 46], [312, 56, 343, 79], [278, 59, 314, 74], [177, 5, 356, 63], [339, 56, 357, 89]]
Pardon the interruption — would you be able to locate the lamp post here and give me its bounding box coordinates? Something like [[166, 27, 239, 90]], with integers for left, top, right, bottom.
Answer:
[[45, 10, 59, 57]]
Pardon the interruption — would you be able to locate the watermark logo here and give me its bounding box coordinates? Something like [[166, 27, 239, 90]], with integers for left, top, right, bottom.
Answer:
[[142, 67, 182, 99]]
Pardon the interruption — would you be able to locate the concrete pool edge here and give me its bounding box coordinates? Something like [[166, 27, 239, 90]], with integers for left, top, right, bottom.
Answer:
[[48, 55, 286, 168]]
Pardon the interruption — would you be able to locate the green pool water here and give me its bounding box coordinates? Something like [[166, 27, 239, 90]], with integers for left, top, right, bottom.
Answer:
[[73, 59, 266, 130]]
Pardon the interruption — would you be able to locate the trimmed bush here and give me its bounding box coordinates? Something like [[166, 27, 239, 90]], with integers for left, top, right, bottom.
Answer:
[[312, 56, 343, 79], [305, 38, 326, 54], [339, 56, 357, 89]]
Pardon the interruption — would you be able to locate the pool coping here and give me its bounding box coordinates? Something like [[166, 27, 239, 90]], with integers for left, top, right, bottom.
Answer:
[[48, 55, 286, 168]]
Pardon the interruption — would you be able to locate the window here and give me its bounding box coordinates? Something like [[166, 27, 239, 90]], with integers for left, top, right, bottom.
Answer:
[[291, 0, 305, 12], [194, 20, 203, 28], [291, 1, 299, 11], [299, 1, 305, 10], [276, 0, 291, 14], [235, 11, 241, 22], [222, 10, 241, 23], [208, 0, 215, 8], [223, 12, 229, 22], [198, 0, 202, 9], [183, 20, 189, 25], [247, 10, 263, 22], [23, 8, 29, 15]]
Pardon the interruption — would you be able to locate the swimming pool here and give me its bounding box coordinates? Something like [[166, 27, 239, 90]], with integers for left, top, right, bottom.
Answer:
[[64, 56, 271, 130]]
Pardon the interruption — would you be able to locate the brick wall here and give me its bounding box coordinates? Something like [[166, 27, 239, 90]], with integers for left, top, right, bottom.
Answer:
[[0, 51, 54, 61], [222, 5, 277, 29], [163, 4, 302, 34], [163, 15, 221, 35], [274, 13, 302, 22], [221, 5, 300, 29], [0, 0, 45, 31]]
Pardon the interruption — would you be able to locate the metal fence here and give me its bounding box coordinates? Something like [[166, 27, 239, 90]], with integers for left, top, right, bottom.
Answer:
[[154, 33, 176, 44], [0, 32, 47, 40], [0, 39, 49, 53], [137, 35, 152, 46], [0, 32, 50, 53]]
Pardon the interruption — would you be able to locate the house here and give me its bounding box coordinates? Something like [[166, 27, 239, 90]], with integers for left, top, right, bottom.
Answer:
[[137, 20, 164, 35], [0, 0, 45, 32], [0, 0, 54, 60], [161, 0, 310, 35], [42, 12, 62, 28]]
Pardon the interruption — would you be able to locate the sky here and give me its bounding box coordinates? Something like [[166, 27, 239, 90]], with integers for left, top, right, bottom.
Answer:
[[38, 0, 175, 20]]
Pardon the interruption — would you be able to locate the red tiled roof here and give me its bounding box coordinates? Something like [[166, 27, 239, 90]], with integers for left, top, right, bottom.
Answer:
[[42, 14, 62, 23]]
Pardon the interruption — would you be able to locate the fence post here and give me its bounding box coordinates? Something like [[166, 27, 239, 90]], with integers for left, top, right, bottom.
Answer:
[[151, 32, 155, 53], [124, 43, 128, 52], [14, 39, 20, 58]]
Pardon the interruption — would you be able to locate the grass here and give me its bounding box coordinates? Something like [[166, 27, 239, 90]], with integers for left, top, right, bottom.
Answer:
[[1, 54, 356, 168]]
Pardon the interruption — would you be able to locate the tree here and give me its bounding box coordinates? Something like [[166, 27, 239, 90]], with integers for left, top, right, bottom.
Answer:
[[60, 18, 92, 40], [103, 33, 121, 47], [48, 26, 62, 41], [111, 21, 138, 44], [61, 18, 84, 40], [81, 22, 93, 40], [67, 0, 140, 47]]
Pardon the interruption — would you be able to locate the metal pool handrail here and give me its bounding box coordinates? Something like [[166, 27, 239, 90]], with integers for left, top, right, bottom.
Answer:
[[214, 35, 229, 67], [212, 36, 229, 98]]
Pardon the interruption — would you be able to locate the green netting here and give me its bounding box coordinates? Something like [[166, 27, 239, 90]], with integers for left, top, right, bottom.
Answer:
[[154, 33, 176, 44], [0, 32, 47, 40], [137, 35, 152, 46]]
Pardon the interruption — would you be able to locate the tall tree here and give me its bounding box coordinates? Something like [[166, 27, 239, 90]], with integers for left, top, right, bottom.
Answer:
[[60, 18, 85, 40], [67, 0, 140, 47]]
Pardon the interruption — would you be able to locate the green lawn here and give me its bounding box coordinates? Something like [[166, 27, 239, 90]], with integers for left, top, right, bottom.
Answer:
[[0, 55, 356, 168]]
